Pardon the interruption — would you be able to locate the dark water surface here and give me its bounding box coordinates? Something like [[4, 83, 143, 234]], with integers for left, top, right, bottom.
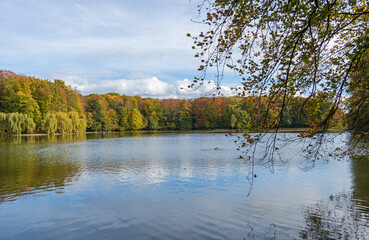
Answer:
[[0, 132, 368, 239]]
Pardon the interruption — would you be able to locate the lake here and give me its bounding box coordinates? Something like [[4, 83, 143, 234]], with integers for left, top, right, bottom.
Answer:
[[0, 132, 368, 239]]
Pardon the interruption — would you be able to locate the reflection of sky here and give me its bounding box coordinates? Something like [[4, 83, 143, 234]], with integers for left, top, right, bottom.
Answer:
[[0, 133, 366, 239]]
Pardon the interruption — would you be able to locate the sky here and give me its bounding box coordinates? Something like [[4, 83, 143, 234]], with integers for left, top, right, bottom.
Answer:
[[0, 0, 241, 98]]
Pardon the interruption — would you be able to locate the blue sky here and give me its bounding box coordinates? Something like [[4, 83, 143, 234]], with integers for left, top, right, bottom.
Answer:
[[0, 0, 240, 98]]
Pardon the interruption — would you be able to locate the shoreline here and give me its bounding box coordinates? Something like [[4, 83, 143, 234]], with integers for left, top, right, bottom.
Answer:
[[3, 128, 345, 137]]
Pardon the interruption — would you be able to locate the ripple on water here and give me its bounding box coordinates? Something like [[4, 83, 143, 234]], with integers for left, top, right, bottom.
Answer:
[[0, 133, 368, 239]]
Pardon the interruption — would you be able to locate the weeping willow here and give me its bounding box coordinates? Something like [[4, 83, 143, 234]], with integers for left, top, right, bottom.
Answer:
[[42, 112, 87, 135], [0, 111, 87, 135], [42, 113, 58, 135], [67, 111, 87, 134], [0, 112, 36, 134]]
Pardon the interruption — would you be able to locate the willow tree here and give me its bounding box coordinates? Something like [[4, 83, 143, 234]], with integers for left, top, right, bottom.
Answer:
[[42, 113, 58, 135], [7, 113, 24, 134], [56, 112, 73, 134], [77, 114, 87, 134], [0, 113, 35, 134], [0, 113, 6, 134], [22, 114, 36, 134], [191, 0, 369, 165], [67, 111, 87, 134]]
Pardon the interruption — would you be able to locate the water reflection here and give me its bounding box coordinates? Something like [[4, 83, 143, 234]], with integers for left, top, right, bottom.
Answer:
[[0, 131, 165, 145], [243, 192, 369, 240], [352, 155, 369, 207], [300, 192, 369, 239], [0, 133, 368, 239], [0, 139, 82, 202], [0, 134, 87, 144], [243, 154, 369, 240]]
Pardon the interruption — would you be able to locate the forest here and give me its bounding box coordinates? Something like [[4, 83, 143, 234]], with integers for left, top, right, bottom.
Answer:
[[0, 70, 345, 134]]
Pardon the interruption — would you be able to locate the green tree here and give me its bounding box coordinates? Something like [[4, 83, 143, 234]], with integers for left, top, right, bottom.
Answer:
[[0, 113, 6, 134], [0, 74, 41, 119], [85, 112, 94, 131], [191, 0, 369, 156], [23, 114, 36, 134], [56, 112, 73, 134], [78, 114, 87, 134], [117, 106, 129, 131], [67, 111, 87, 134], [147, 111, 160, 130], [42, 113, 58, 135], [0, 113, 35, 134], [129, 108, 144, 130], [6, 113, 23, 134], [347, 56, 369, 146], [68, 111, 81, 133], [86, 95, 109, 132], [30, 79, 52, 116], [177, 100, 192, 130]]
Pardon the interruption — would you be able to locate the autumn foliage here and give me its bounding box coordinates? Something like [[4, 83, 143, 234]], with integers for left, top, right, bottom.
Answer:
[[0, 70, 345, 134]]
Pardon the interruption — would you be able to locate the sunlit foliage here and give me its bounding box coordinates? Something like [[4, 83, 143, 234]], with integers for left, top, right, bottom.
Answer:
[[0, 112, 36, 134], [0, 70, 345, 135], [189, 0, 369, 160]]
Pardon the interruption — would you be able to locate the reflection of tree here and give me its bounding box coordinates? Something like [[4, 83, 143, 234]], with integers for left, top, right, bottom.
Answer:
[[299, 152, 369, 239], [1, 134, 87, 144], [352, 156, 369, 207], [243, 223, 279, 240], [299, 193, 369, 240], [242, 191, 368, 239], [0, 144, 82, 202]]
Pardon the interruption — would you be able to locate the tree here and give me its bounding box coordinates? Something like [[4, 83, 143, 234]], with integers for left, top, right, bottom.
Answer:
[[56, 112, 73, 134], [0, 113, 6, 134], [177, 100, 193, 130], [116, 106, 129, 131], [346, 56, 369, 149], [0, 73, 41, 119], [192, 97, 218, 129], [0, 69, 348, 137], [86, 95, 109, 132], [129, 108, 144, 130], [50, 80, 69, 113], [139, 98, 163, 130], [67, 111, 87, 134], [30, 78, 52, 116], [161, 99, 183, 129], [6, 113, 24, 134], [42, 113, 58, 135], [23, 114, 36, 134], [85, 112, 94, 131], [0, 112, 35, 134], [147, 111, 160, 130], [191, 0, 369, 158], [225, 97, 250, 129]]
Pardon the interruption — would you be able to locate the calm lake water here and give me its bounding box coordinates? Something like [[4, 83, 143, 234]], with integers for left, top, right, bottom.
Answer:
[[0, 132, 368, 239]]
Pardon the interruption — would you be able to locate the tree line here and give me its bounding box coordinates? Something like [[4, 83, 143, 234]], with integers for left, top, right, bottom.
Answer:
[[0, 70, 345, 134]]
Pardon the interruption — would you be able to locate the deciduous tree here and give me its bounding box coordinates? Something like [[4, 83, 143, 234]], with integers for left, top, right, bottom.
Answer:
[[191, 0, 369, 159]]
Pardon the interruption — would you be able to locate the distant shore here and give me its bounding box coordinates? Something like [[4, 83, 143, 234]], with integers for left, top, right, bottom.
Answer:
[[3, 128, 346, 137]]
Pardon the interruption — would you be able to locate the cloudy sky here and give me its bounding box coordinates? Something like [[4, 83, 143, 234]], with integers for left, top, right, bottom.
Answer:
[[0, 0, 241, 98]]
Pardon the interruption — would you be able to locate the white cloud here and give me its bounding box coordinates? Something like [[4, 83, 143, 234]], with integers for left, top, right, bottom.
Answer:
[[0, 0, 206, 76], [52, 73, 239, 99], [1, 0, 244, 96]]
